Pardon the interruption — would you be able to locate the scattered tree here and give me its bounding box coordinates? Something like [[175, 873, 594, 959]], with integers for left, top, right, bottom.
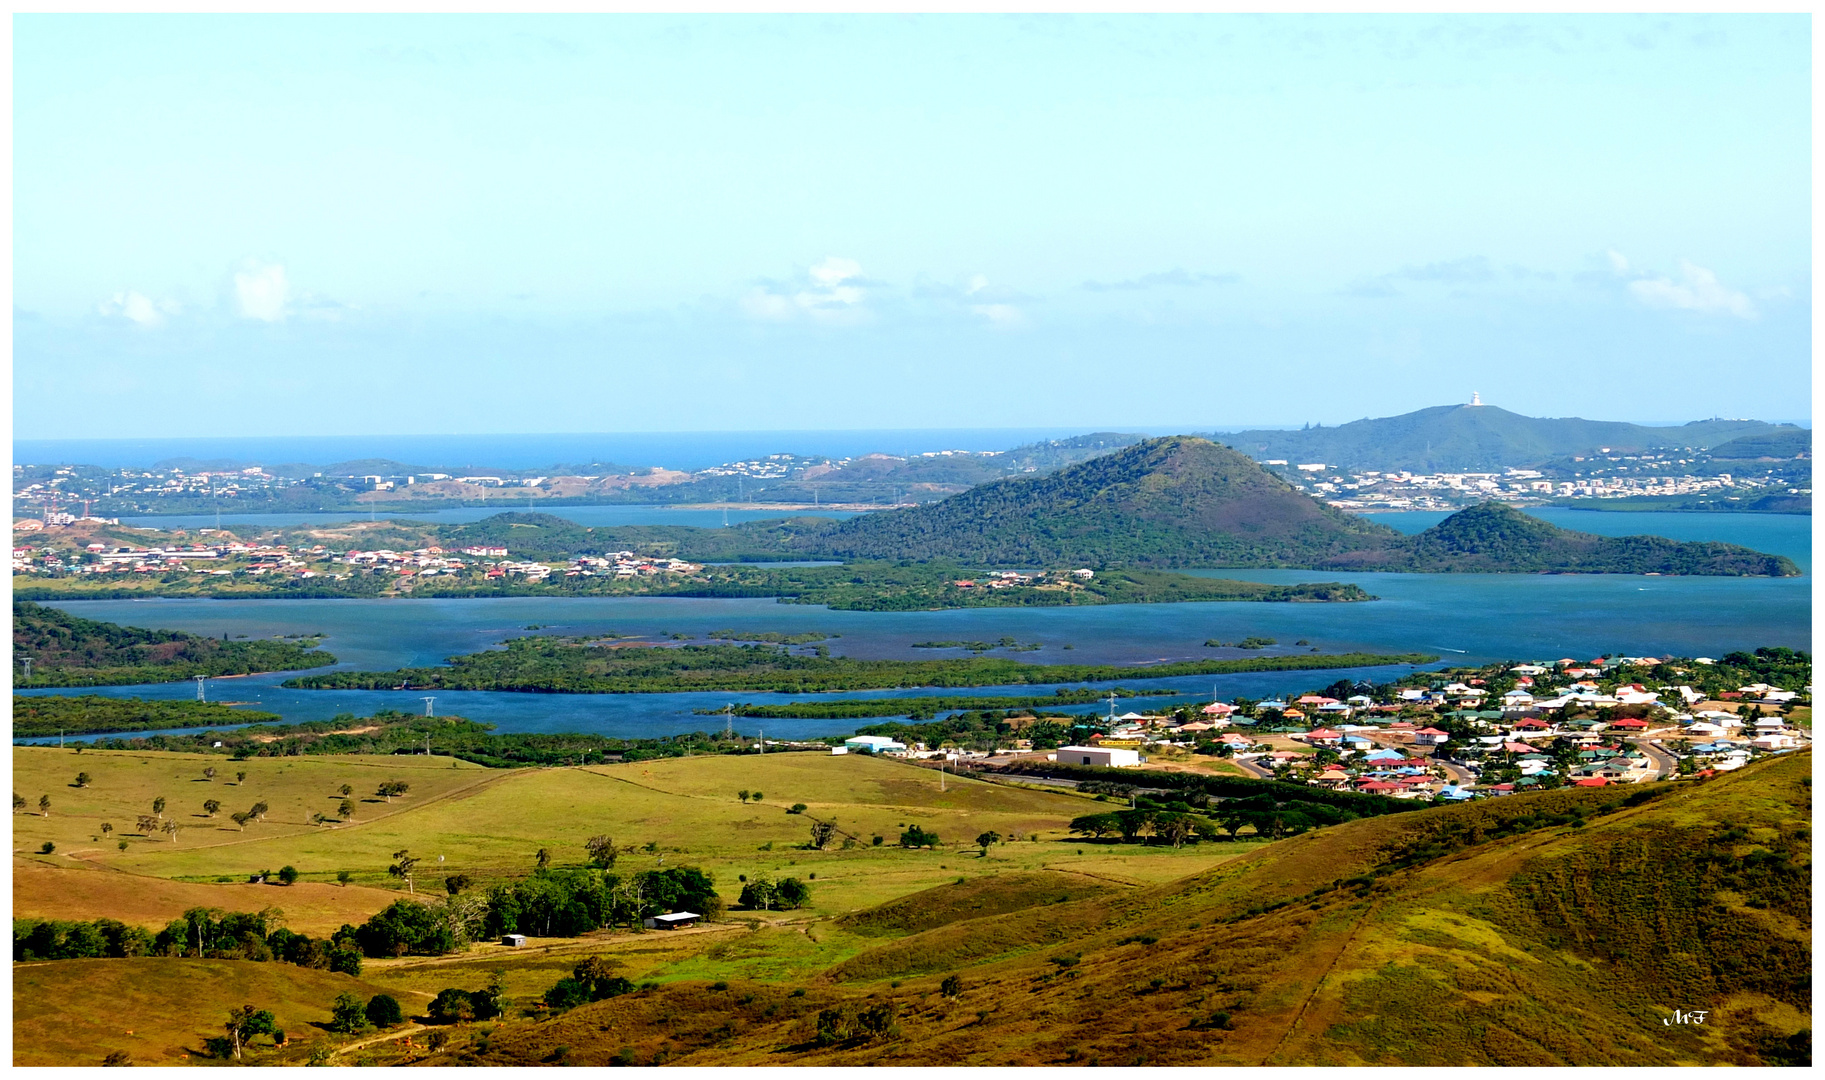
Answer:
[[750, 792, 763, 802], [809, 820, 838, 849], [787, 803, 808, 815], [203, 799, 222, 817], [13, 793, 25, 813], [941, 974, 963, 998], [162, 819, 182, 845], [365, 993, 404, 1029], [278, 866, 299, 886], [444, 873, 473, 895], [152, 796, 166, 819], [976, 831, 1002, 855], [100, 822, 113, 837], [427, 987, 476, 1024], [236, 771, 247, 785], [230, 812, 252, 831], [339, 784, 353, 797], [250, 801, 269, 822], [39, 841, 55, 855], [39, 795, 51, 817], [535, 847, 552, 870], [338, 799, 355, 820], [203, 767, 216, 782], [222, 1004, 278, 1059], [336, 870, 354, 887], [74, 772, 91, 788], [102, 1051, 131, 1067], [738, 789, 751, 803], [388, 849, 419, 894], [329, 991, 369, 1034], [899, 824, 940, 848], [585, 835, 621, 868]]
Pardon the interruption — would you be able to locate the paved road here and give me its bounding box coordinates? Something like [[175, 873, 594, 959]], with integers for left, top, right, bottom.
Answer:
[[1629, 737, 1680, 780], [1232, 755, 1274, 779]]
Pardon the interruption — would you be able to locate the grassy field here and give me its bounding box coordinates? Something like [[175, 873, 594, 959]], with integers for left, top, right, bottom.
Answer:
[[379, 753, 1811, 1067], [12, 957, 426, 1067], [11, 858, 402, 936], [4, 744, 1355, 1066], [14, 747, 1197, 904], [10, 747, 497, 872]]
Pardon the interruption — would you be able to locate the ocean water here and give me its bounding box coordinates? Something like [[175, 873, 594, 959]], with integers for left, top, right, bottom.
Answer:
[[18, 510, 1807, 742], [17, 428, 1096, 472]]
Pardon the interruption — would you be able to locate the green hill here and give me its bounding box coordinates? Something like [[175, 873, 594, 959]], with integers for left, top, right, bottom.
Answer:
[[1320, 501, 1802, 576], [13, 601, 336, 687], [425, 753, 1811, 1067], [1708, 427, 1812, 460], [1216, 404, 1790, 472], [789, 436, 1404, 568], [752, 441, 1795, 575]]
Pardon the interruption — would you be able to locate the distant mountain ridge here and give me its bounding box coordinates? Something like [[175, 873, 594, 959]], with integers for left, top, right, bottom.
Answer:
[[1211, 403, 1797, 472]]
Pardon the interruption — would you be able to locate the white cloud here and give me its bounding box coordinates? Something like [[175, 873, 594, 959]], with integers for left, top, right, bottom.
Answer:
[[98, 290, 178, 327], [1606, 249, 1631, 274], [971, 303, 1024, 326], [1626, 260, 1757, 319], [234, 260, 291, 322], [742, 256, 875, 324]]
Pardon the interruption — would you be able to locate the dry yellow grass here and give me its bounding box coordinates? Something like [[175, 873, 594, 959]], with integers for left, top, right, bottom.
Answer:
[[12, 858, 399, 936], [13, 957, 426, 1067]]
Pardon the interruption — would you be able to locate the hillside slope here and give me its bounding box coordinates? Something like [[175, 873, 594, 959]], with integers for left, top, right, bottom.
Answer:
[[763, 441, 1794, 575], [1320, 502, 1802, 576], [791, 436, 1404, 567], [13, 601, 336, 687], [1215, 404, 1788, 472], [440, 754, 1810, 1067]]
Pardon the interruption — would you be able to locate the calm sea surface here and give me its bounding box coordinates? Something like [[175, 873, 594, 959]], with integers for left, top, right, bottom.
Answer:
[[20, 510, 1808, 742]]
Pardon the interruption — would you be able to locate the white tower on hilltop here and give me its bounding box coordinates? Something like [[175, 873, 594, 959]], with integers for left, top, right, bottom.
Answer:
[[1469, 391, 1484, 406]]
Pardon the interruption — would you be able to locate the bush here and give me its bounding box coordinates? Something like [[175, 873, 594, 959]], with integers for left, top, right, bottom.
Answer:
[[365, 994, 404, 1028], [277, 865, 299, 886], [355, 899, 456, 957], [427, 988, 476, 1024], [543, 977, 591, 1011], [787, 803, 808, 814], [39, 842, 54, 855], [330, 992, 368, 1034]]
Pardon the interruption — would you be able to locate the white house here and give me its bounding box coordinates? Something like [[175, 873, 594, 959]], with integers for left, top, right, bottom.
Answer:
[[1751, 733, 1797, 751], [844, 735, 908, 754], [1054, 745, 1142, 767]]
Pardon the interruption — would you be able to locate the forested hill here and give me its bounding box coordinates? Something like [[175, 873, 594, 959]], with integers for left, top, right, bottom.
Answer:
[[460, 442, 1801, 576], [13, 601, 336, 687], [785, 436, 1405, 568], [1212, 404, 1790, 472], [1318, 502, 1802, 576]]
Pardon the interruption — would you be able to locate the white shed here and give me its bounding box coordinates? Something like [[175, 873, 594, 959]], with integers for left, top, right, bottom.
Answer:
[[1054, 745, 1142, 767]]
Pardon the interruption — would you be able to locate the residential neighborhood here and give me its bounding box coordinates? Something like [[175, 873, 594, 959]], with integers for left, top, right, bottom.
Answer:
[[838, 651, 1811, 805]]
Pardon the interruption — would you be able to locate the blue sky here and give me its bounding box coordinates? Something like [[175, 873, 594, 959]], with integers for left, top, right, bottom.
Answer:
[[13, 14, 1811, 438]]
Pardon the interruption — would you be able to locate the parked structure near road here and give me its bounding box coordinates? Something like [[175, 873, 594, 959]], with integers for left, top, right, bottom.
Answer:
[[1053, 745, 1142, 767]]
